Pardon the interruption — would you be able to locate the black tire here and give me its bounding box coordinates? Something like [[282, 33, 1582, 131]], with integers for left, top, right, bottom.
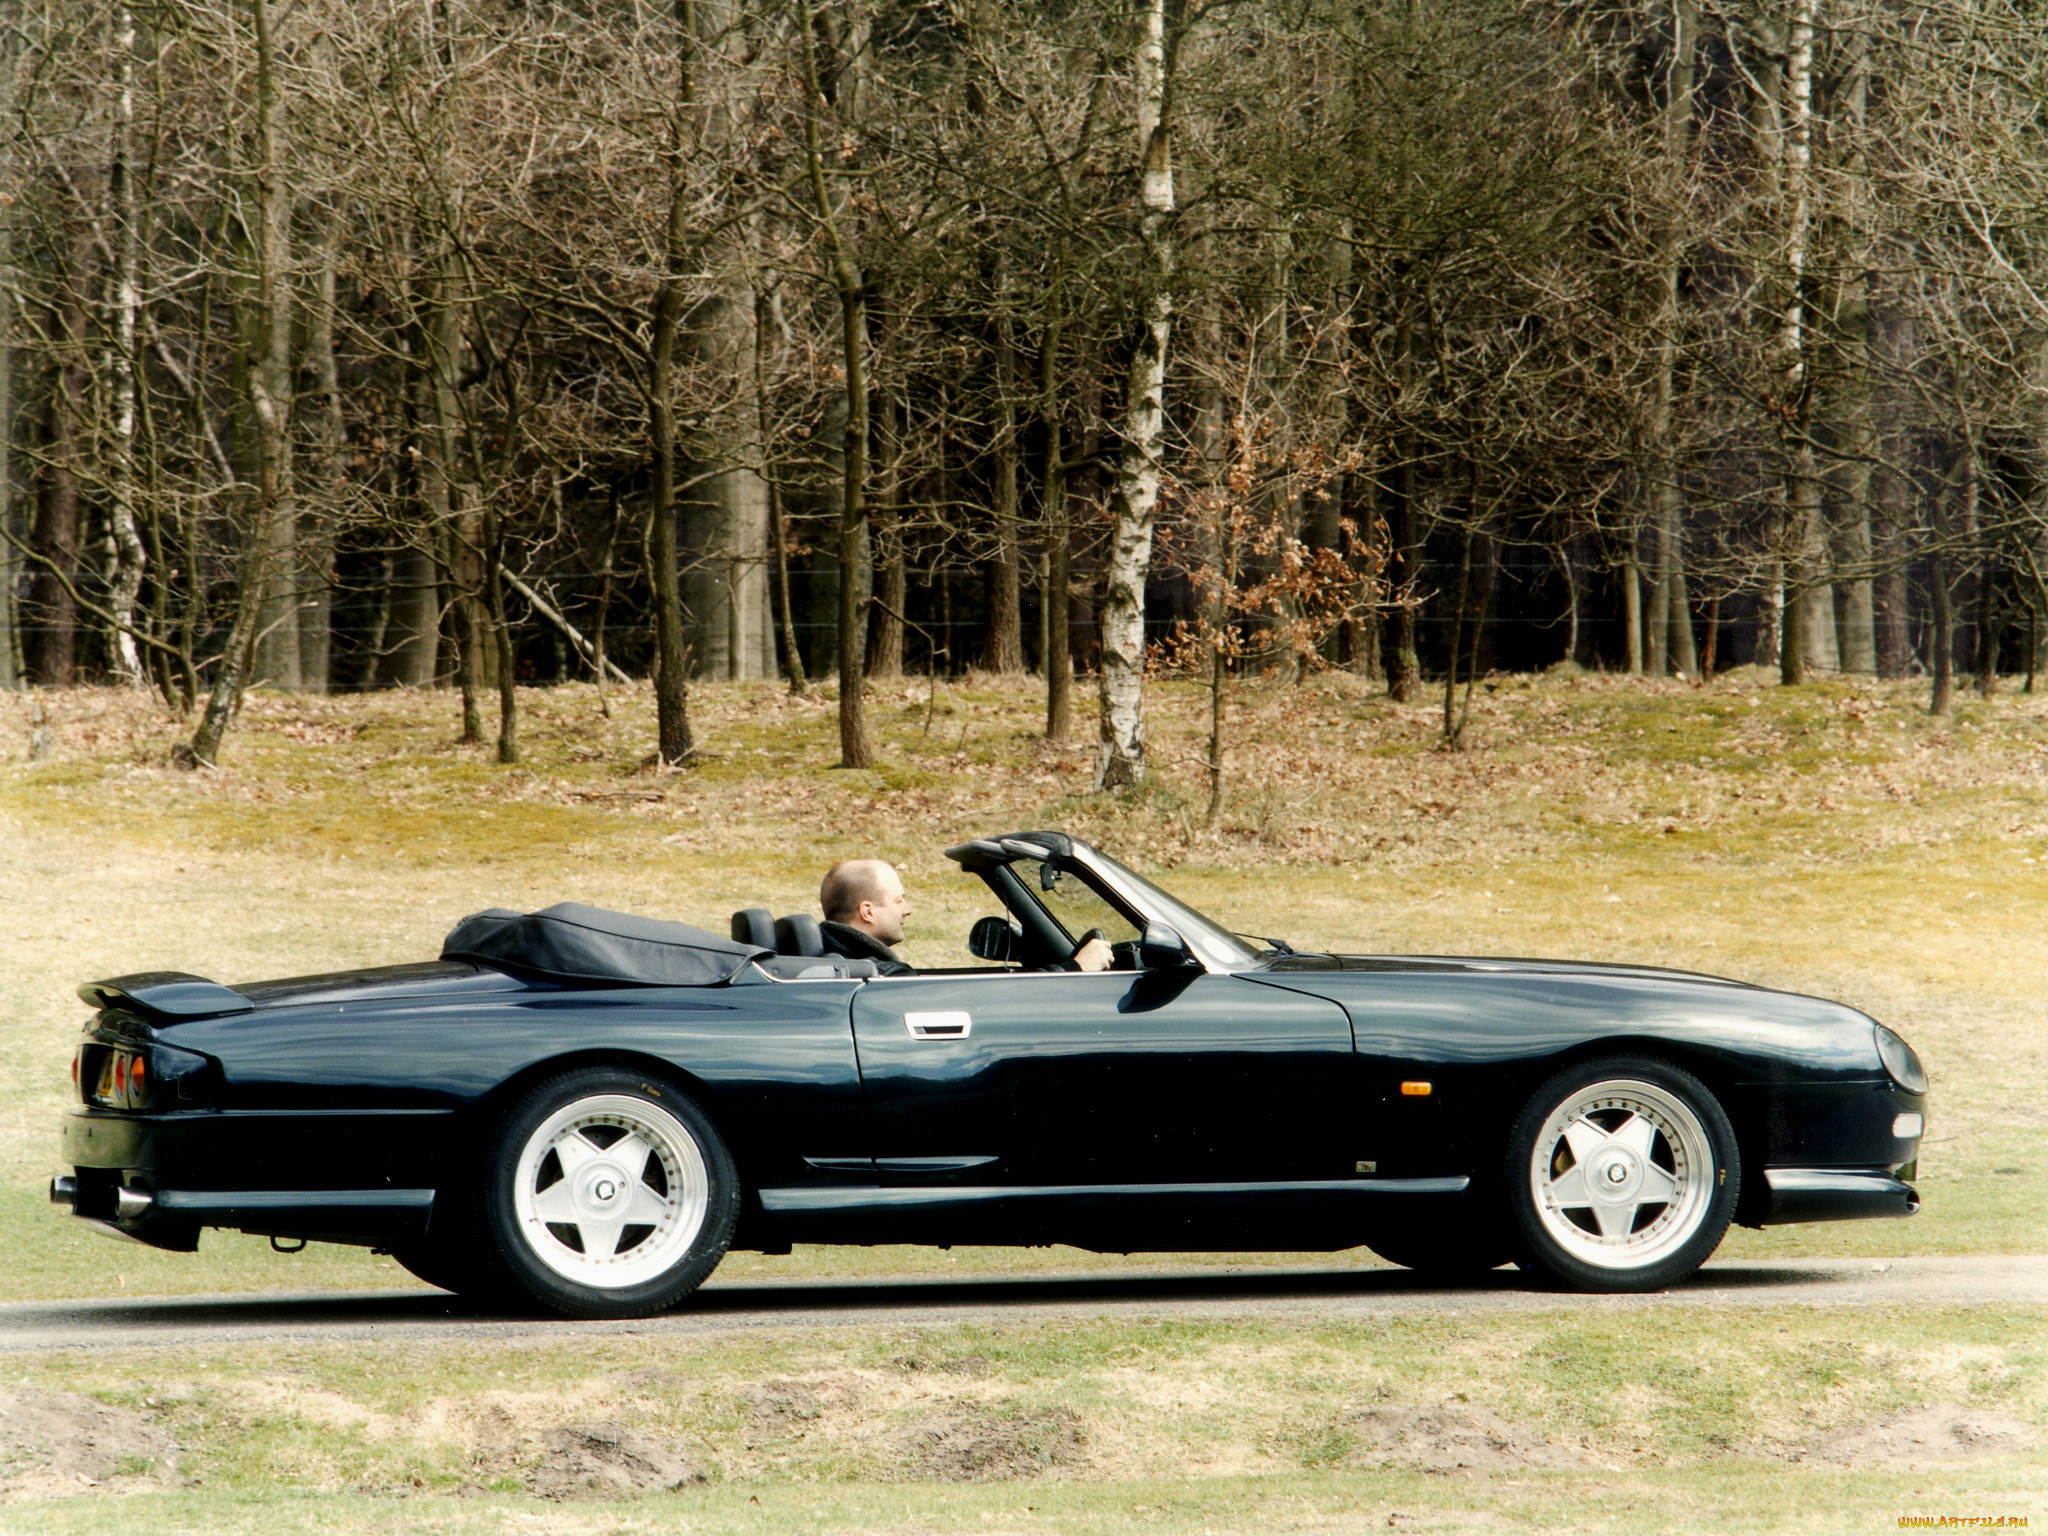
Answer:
[[1506, 1055, 1738, 1293], [481, 1067, 739, 1319]]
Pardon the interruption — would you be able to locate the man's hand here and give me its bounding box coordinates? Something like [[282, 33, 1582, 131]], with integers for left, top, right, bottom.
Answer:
[[1074, 937, 1114, 972]]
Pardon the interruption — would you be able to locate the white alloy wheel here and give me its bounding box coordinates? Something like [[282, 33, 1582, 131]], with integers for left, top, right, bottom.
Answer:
[[511, 1093, 710, 1289], [1527, 1078, 1715, 1272]]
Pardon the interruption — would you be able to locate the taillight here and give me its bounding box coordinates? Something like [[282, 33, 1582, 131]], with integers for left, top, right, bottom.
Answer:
[[70, 1050, 80, 1089], [82, 1042, 209, 1111], [87, 1047, 156, 1110]]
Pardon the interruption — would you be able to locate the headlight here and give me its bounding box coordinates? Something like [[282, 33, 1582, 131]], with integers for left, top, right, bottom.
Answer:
[[1875, 1025, 1928, 1095]]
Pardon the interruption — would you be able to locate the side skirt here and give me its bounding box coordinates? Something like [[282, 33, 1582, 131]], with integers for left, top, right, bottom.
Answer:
[[757, 1177, 1470, 1251]]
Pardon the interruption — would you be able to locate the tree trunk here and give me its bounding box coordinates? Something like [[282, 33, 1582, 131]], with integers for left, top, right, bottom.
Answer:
[[681, 285, 771, 681], [1622, 531, 1643, 675], [105, 3, 147, 687], [982, 316, 1025, 673], [646, 0, 700, 764], [185, 0, 292, 767], [1443, 526, 1474, 745], [757, 291, 805, 693], [1645, 0, 1697, 681], [378, 544, 441, 686], [1385, 304, 1420, 701], [1930, 432, 1973, 716], [1204, 447, 1232, 828], [870, 503, 905, 679], [1975, 560, 2000, 696], [297, 205, 344, 694], [799, 0, 872, 767], [0, 22, 13, 688], [1771, 0, 1833, 687], [1875, 468, 1908, 679], [1823, 18, 1876, 675], [422, 271, 479, 739], [484, 501, 518, 762], [1929, 553, 1954, 716], [1041, 327, 1075, 742], [867, 396, 904, 680], [1096, 0, 1175, 788], [26, 335, 84, 687]]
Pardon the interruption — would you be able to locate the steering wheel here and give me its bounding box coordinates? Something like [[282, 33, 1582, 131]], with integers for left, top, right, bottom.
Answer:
[[1064, 926, 1105, 971]]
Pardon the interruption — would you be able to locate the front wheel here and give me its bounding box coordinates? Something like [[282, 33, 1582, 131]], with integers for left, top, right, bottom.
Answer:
[[1506, 1057, 1738, 1293], [483, 1068, 739, 1318]]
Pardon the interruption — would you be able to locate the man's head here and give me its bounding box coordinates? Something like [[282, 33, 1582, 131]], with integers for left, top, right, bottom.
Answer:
[[821, 858, 913, 946]]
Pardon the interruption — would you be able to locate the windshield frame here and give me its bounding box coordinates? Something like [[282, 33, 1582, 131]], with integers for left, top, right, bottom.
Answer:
[[1064, 844, 1263, 972]]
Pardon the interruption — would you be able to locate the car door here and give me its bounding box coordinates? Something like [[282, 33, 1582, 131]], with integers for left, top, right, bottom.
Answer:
[[848, 966, 1359, 1188]]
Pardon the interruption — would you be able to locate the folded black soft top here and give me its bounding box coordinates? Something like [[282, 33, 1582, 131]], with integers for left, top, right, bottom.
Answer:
[[443, 902, 770, 987]]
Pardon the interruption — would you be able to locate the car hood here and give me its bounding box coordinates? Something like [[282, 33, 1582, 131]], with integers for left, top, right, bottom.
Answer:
[[1249, 951, 1883, 1077], [1266, 952, 1751, 988]]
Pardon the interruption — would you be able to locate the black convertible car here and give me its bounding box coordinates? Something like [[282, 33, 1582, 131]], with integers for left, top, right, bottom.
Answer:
[[52, 831, 1927, 1317]]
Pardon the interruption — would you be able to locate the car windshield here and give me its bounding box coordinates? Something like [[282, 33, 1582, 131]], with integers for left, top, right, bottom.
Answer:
[[1076, 848, 1262, 971], [1009, 858, 1143, 948]]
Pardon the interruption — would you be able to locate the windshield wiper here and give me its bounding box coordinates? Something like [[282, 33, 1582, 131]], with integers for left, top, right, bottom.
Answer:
[[1236, 932, 1294, 955]]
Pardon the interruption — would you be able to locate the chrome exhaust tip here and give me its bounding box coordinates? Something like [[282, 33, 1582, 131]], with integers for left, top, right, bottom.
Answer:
[[115, 1186, 155, 1221], [48, 1175, 76, 1209]]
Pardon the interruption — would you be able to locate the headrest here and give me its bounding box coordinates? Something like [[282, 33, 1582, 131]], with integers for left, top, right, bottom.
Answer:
[[731, 908, 777, 951], [774, 913, 825, 957]]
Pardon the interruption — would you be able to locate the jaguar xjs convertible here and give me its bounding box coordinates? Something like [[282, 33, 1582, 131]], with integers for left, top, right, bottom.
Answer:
[[52, 831, 1927, 1317]]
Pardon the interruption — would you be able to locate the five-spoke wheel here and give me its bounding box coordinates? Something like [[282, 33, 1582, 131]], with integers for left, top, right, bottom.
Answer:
[[1506, 1057, 1737, 1293], [483, 1068, 738, 1318]]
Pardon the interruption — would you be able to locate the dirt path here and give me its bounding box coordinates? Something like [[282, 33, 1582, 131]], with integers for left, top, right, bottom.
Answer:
[[0, 1255, 2040, 1353]]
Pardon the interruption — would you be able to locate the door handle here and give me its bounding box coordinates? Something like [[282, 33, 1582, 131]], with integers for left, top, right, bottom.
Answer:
[[904, 1010, 972, 1039]]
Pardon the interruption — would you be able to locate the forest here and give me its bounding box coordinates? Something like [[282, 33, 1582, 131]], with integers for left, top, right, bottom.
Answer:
[[3, 0, 2047, 779]]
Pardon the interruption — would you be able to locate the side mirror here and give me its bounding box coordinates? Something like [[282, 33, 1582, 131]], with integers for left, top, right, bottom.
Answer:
[[1138, 922, 1195, 970], [968, 915, 1022, 963]]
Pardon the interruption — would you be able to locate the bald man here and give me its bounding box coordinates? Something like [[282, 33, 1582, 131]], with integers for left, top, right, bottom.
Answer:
[[818, 858, 1111, 973]]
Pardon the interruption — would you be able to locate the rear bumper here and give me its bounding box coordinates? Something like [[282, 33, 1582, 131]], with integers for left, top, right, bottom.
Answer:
[[1760, 1167, 1919, 1225], [53, 1169, 435, 1250], [59, 1103, 449, 1250]]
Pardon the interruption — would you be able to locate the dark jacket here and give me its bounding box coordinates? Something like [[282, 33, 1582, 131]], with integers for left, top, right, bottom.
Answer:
[[818, 920, 916, 977]]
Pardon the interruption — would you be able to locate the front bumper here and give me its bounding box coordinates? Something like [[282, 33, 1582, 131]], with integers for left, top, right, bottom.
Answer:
[[1759, 1166, 1919, 1224]]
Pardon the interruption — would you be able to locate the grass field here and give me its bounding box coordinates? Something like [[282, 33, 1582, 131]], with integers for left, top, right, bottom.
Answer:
[[0, 667, 2043, 1529]]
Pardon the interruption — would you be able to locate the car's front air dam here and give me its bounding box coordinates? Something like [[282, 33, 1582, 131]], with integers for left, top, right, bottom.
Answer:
[[1760, 1167, 1919, 1224]]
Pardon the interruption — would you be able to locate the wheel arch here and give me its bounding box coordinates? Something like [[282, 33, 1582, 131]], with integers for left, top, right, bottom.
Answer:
[[444, 1048, 742, 1196], [470, 1046, 722, 1126]]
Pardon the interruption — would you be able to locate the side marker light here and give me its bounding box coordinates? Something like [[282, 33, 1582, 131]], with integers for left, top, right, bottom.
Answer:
[[1400, 1081, 1433, 1097]]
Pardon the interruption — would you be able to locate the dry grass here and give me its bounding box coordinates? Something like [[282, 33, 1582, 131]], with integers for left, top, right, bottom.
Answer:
[[0, 666, 2044, 1301], [0, 1307, 2043, 1531]]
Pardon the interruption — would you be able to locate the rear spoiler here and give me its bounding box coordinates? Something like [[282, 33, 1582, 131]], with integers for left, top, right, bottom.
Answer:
[[78, 972, 254, 1020]]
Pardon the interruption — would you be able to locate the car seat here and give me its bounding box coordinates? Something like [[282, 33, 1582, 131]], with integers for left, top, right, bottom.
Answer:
[[730, 908, 777, 951], [774, 913, 825, 957]]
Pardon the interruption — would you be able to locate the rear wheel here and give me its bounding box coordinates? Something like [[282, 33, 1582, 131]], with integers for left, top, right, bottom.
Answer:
[[1507, 1056, 1737, 1293], [482, 1068, 739, 1318]]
